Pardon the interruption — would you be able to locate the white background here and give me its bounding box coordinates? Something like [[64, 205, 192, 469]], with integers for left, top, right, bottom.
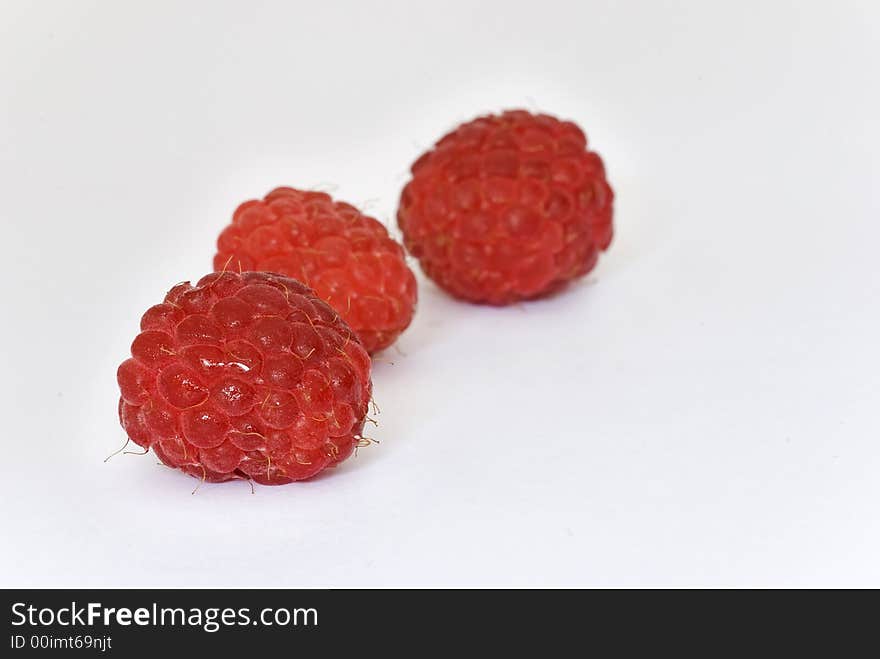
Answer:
[[1, 0, 878, 587]]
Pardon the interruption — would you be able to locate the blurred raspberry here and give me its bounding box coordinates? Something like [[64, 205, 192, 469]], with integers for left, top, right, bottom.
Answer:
[[116, 271, 373, 486], [214, 188, 417, 353], [398, 110, 614, 304]]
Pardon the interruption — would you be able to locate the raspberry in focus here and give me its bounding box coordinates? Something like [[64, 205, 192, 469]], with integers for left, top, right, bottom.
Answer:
[[116, 271, 373, 486], [214, 188, 417, 353], [397, 110, 614, 304]]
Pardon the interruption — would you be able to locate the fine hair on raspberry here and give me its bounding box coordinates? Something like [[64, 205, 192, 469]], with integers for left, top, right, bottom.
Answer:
[[397, 109, 614, 304], [116, 271, 373, 486], [214, 187, 417, 354]]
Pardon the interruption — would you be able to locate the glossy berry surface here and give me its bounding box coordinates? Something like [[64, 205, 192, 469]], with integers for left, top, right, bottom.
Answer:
[[214, 188, 417, 353], [116, 271, 372, 486], [398, 110, 614, 304]]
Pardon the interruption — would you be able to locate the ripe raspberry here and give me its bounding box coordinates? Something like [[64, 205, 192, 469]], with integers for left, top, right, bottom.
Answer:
[[213, 188, 417, 354], [116, 271, 372, 486], [397, 110, 614, 304]]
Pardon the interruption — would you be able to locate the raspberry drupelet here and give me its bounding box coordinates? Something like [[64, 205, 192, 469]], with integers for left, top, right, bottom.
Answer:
[[116, 271, 373, 486], [214, 188, 417, 354], [397, 110, 614, 304]]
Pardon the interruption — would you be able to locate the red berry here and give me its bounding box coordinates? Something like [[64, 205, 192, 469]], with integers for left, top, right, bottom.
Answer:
[[397, 110, 614, 304], [214, 188, 417, 353], [116, 271, 372, 486]]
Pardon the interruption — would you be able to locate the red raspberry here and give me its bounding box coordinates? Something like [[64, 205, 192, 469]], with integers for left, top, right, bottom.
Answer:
[[116, 271, 372, 486], [214, 188, 417, 353], [397, 110, 614, 304]]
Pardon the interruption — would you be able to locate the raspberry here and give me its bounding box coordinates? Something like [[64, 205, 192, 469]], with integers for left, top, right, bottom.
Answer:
[[397, 110, 614, 304], [214, 188, 417, 353], [116, 271, 373, 486]]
